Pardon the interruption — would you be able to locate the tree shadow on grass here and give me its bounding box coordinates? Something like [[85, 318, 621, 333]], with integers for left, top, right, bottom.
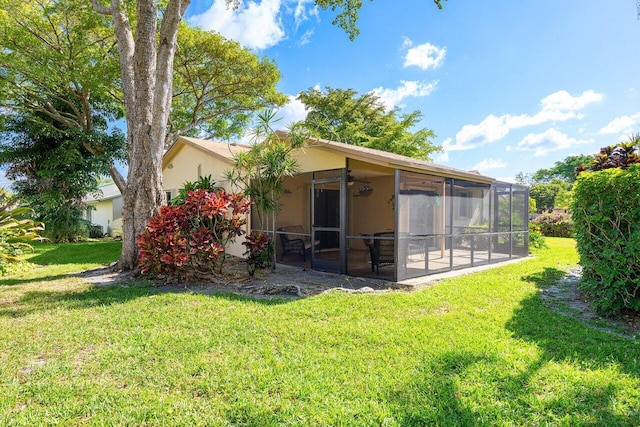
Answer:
[[0, 277, 293, 318], [502, 267, 640, 424], [384, 268, 640, 425], [387, 347, 636, 425], [386, 351, 485, 426]]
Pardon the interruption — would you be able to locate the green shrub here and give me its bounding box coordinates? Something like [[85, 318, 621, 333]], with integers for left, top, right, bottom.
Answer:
[[169, 175, 222, 206], [528, 223, 547, 252], [87, 224, 104, 238], [572, 165, 640, 315], [531, 212, 574, 237], [43, 205, 89, 243]]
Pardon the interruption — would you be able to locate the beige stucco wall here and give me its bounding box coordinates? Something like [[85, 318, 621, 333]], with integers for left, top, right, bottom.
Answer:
[[349, 175, 395, 249], [277, 174, 311, 231], [163, 144, 235, 193], [293, 145, 346, 173], [162, 144, 246, 258]]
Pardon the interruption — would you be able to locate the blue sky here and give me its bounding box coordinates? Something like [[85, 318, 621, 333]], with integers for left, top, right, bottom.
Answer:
[[1, 0, 636, 189], [187, 0, 640, 182]]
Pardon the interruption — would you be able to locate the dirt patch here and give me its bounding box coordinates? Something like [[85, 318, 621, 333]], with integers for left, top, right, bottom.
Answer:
[[540, 267, 640, 340], [79, 257, 406, 298]]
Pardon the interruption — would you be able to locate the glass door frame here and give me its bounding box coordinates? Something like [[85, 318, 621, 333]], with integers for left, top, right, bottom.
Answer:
[[311, 168, 347, 274]]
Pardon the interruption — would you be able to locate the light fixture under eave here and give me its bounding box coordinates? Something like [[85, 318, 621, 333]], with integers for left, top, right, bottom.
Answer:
[[357, 184, 374, 197]]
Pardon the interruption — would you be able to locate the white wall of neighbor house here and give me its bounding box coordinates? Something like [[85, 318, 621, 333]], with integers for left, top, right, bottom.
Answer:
[[86, 197, 123, 237], [162, 143, 246, 258]]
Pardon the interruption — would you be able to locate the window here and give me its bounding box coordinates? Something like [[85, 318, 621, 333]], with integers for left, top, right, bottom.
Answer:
[[165, 191, 172, 204]]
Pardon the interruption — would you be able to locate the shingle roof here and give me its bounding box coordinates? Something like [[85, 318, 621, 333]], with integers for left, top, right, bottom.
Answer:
[[276, 131, 495, 183], [84, 183, 121, 203], [163, 133, 495, 184], [162, 136, 250, 168]]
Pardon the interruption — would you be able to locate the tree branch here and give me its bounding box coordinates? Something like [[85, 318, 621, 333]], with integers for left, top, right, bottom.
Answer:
[[89, 0, 111, 15]]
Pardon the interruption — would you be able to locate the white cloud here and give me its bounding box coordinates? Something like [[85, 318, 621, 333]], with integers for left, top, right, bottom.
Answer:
[[276, 95, 309, 126], [189, 0, 286, 50], [403, 40, 446, 70], [370, 80, 438, 110], [515, 128, 592, 157], [293, 0, 318, 28], [433, 139, 451, 163], [444, 89, 603, 152], [298, 29, 314, 46], [471, 158, 507, 172], [540, 89, 603, 112], [599, 112, 640, 135]]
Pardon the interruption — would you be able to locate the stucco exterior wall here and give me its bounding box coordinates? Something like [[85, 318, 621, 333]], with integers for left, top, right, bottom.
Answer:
[[293, 145, 346, 173], [163, 144, 235, 194], [349, 175, 395, 249], [87, 200, 113, 233]]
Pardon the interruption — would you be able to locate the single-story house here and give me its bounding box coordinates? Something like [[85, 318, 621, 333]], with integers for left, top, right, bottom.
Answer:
[[84, 182, 123, 237], [162, 134, 529, 282]]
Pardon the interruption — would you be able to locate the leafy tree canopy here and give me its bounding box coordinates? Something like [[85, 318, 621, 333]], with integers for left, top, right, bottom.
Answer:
[[313, 0, 446, 40], [529, 181, 567, 213], [0, 0, 286, 194], [533, 154, 594, 184], [170, 24, 287, 143], [0, 107, 125, 242], [298, 87, 440, 160]]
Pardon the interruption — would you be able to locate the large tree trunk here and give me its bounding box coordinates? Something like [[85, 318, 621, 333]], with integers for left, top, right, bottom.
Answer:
[[92, 0, 190, 270]]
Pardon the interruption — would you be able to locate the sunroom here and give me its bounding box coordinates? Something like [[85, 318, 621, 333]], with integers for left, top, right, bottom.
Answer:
[[269, 137, 529, 282]]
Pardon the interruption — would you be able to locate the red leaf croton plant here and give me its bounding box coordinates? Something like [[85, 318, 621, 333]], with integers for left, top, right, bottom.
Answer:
[[136, 189, 251, 281]]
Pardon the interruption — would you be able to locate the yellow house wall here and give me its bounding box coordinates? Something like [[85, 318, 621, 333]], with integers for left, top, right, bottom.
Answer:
[[277, 174, 310, 231], [162, 144, 246, 258], [163, 144, 235, 193], [293, 146, 346, 173], [349, 175, 395, 249]]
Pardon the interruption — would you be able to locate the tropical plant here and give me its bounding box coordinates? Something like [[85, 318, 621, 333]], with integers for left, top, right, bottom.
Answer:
[[136, 189, 250, 281], [225, 111, 307, 268], [576, 136, 640, 173], [0, 202, 44, 274], [242, 230, 273, 277], [170, 175, 223, 206], [527, 223, 547, 252]]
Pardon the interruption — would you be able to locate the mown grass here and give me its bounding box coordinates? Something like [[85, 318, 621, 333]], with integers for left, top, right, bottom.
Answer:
[[0, 238, 639, 426]]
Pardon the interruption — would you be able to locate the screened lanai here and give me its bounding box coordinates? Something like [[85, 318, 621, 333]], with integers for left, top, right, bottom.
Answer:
[[263, 135, 529, 282]]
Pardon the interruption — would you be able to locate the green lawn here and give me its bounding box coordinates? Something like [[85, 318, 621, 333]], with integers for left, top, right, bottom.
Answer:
[[1, 238, 639, 426]]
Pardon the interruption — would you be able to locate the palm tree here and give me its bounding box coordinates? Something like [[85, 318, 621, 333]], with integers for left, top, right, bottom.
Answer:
[[225, 110, 307, 268]]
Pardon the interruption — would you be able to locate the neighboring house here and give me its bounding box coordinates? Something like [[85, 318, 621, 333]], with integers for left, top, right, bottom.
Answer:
[[162, 134, 530, 282], [84, 183, 123, 237]]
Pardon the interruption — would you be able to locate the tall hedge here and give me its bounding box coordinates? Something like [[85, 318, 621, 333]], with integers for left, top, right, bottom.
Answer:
[[571, 164, 640, 315]]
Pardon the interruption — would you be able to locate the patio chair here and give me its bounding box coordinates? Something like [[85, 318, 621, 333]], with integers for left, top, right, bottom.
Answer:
[[371, 231, 395, 275], [278, 225, 316, 262], [360, 234, 375, 270]]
